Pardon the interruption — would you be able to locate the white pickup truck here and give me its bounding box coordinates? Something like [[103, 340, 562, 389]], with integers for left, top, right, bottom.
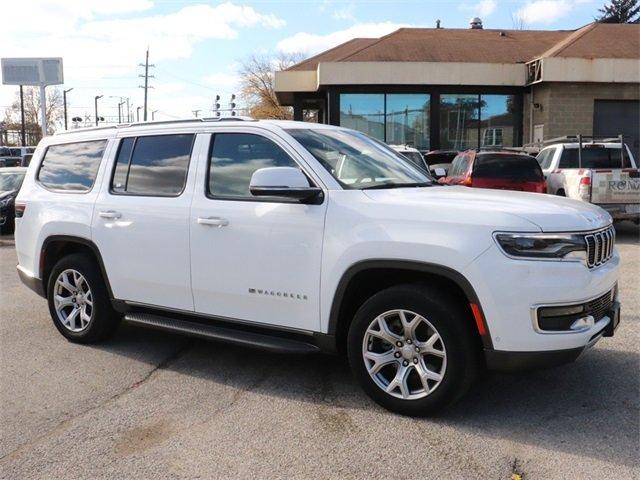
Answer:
[[536, 136, 640, 223]]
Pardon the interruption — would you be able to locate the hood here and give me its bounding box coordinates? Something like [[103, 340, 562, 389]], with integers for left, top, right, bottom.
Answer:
[[363, 186, 611, 232]]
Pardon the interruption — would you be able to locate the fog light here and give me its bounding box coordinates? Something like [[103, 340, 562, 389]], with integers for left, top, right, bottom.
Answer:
[[570, 315, 594, 331]]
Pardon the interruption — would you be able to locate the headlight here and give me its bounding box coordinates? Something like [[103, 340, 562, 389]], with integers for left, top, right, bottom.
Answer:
[[495, 232, 586, 261]]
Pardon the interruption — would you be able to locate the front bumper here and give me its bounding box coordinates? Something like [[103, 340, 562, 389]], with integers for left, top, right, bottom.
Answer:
[[464, 242, 620, 356]]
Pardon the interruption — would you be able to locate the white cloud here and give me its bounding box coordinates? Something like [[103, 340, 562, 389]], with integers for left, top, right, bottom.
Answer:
[[514, 0, 582, 24], [477, 0, 498, 16], [204, 73, 240, 88], [333, 4, 356, 20], [277, 22, 412, 55]]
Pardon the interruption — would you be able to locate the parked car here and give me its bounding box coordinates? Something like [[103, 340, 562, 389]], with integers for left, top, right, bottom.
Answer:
[[388, 144, 428, 171], [440, 150, 546, 193], [0, 146, 34, 168], [0, 167, 27, 234], [15, 119, 620, 416], [423, 150, 459, 177], [537, 136, 639, 223]]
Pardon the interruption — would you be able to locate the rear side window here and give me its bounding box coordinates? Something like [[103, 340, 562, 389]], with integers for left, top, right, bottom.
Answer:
[[208, 133, 300, 199], [473, 154, 543, 181], [559, 147, 630, 169], [38, 140, 106, 192], [448, 154, 470, 177], [536, 149, 554, 169], [111, 134, 194, 196]]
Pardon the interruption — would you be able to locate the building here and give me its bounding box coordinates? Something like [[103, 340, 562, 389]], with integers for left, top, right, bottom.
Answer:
[[274, 21, 640, 157]]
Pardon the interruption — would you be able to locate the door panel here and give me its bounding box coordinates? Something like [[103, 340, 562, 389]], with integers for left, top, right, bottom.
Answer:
[[91, 133, 201, 311], [190, 131, 327, 331]]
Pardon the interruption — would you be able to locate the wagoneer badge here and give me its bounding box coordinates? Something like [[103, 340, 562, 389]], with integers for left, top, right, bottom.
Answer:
[[249, 288, 308, 301]]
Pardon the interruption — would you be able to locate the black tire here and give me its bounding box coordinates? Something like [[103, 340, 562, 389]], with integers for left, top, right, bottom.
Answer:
[[46, 253, 120, 343], [556, 189, 566, 197], [347, 283, 480, 416]]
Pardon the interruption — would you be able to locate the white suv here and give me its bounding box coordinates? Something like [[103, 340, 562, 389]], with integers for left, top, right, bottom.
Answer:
[[15, 119, 621, 415]]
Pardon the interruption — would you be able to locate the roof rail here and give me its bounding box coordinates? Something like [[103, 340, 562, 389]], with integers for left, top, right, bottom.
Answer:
[[54, 116, 256, 135]]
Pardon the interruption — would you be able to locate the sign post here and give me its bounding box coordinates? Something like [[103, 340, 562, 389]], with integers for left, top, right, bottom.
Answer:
[[1, 57, 64, 139]]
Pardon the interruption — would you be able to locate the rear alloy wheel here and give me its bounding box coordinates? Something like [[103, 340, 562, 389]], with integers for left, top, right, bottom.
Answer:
[[348, 284, 479, 416], [53, 269, 94, 333], [47, 253, 120, 343]]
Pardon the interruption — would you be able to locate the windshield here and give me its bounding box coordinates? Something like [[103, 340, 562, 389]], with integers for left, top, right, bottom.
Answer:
[[286, 128, 433, 189], [559, 147, 631, 169], [0, 172, 26, 192]]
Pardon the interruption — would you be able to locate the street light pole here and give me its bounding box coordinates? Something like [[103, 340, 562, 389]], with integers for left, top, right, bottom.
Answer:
[[94, 95, 103, 126], [136, 106, 141, 122], [63, 88, 73, 130]]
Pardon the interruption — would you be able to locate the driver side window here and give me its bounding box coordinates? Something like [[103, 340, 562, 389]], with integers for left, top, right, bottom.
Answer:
[[208, 133, 304, 199]]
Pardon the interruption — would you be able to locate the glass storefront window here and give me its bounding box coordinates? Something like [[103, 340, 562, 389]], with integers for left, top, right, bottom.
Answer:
[[480, 94, 517, 148], [439, 94, 480, 151], [339, 94, 385, 141], [385, 94, 430, 150]]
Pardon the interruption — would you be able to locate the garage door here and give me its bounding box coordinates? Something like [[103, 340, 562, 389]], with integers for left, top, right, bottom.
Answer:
[[594, 100, 640, 162]]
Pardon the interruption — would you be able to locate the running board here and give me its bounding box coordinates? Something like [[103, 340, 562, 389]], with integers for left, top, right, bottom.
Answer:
[[124, 312, 320, 354]]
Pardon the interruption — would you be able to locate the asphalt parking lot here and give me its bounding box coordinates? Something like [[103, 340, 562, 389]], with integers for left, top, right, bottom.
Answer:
[[0, 224, 638, 480]]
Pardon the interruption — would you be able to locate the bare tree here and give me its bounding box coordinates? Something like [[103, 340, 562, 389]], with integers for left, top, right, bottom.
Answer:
[[3, 87, 64, 139], [238, 53, 303, 120]]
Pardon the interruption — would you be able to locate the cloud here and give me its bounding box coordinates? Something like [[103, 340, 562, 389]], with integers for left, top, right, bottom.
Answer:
[[514, 0, 583, 24], [277, 22, 412, 55], [476, 0, 498, 16], [204, 73, 240, 88], [333, 4, 356, 20]]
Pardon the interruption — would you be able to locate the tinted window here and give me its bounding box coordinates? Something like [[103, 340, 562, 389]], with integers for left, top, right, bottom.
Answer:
[[112, 135, 193, 196], [559, 147, 630, 169], [209, 133, 300, 198], [473, 154, 543, 181], [424, 151, 458, 166], [38, 140, 106, 192]]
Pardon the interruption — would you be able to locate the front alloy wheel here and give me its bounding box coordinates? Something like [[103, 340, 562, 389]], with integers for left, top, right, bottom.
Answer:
[[363, 309, 447, 400]]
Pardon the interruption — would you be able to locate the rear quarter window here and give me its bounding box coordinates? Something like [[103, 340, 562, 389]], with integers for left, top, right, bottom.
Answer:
[[473, 154, 543, 181], [37, 140, 107, 192]]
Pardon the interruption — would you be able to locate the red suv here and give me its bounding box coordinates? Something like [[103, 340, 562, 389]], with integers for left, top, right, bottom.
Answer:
[[439, 150, 546, 193]]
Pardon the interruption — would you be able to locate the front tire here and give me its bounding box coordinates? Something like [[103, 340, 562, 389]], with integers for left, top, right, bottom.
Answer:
[[347, 284, 479, 416], [47, 253, 120, 343]]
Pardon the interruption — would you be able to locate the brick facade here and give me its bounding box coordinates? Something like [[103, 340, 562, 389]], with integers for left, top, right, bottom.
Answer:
[[523, 83, 640, 143]]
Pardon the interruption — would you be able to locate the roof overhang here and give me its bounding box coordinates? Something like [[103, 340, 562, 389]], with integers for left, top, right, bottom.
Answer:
[[526, 57, 640, 85]]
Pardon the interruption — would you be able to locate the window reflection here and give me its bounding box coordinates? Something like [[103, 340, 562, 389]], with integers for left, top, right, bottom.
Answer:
[[339, 94, 385, 141], [386, 94, 430, 150], [439, 94, 480, 151], [481, 95, 517, 148]]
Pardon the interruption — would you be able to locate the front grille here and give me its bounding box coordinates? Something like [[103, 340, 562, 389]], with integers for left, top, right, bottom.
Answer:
[[536, 286, 616, 332], [585, 225, 615, 268], [585, 288, 615, 322]]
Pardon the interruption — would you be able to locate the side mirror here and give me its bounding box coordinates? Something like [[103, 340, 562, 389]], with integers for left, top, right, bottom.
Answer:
[[250, 167, 323, 204], [432, 167, 447, 179]]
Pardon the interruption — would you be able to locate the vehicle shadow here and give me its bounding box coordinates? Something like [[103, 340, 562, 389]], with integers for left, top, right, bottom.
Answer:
[[95, 323, 639, 469], [614, 220, 639, 244]]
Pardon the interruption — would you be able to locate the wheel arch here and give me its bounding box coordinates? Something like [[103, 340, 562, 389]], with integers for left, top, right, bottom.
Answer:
[[40, 235, 115, 301], [328, 260, 493, 354]]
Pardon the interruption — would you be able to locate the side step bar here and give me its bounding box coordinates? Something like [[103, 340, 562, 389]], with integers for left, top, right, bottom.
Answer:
[[124, 312, 320, 354]]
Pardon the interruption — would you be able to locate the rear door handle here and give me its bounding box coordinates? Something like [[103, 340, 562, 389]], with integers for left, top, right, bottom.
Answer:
[[197, 216, 229, 227], [98, 210, 122, 219]]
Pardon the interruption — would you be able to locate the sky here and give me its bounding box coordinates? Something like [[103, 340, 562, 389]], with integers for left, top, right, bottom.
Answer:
[[1, 0, 603, 125]]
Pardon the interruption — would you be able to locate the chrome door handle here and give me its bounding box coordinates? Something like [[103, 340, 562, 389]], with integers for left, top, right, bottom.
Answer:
[[197, 216, 229, 227], [98, 210, 122, 219]]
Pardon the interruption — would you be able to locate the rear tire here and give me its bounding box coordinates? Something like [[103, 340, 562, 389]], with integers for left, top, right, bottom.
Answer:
[[47, 253, 120, 343], [347, 284, 479, 416]]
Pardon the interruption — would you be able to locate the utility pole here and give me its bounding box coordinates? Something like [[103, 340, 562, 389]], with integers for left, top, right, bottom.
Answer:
[[192, 109, 201, 118], [136, 106, 141, 122], [126, 97, 131, 122], [94, 95, 103, 126], [19, 86, 26, 146], [63, 88, 73, 130], [138, 48, 155, 121]]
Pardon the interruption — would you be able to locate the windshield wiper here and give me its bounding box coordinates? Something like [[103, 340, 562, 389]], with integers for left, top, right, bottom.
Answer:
[[361, 181, 433, 190]]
